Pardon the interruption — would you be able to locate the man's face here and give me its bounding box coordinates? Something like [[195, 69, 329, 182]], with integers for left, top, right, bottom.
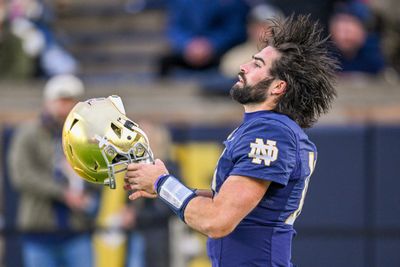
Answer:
[[330, 14, 366, 54], [45, 98, 78, 123], [230, 46, 280, 104]]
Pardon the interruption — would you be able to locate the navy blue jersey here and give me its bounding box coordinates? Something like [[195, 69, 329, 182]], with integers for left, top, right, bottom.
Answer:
[[207, 110, 317, 267]]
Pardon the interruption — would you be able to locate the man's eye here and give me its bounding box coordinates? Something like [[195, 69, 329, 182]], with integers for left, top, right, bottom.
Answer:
[[254, 63, 261, 68]]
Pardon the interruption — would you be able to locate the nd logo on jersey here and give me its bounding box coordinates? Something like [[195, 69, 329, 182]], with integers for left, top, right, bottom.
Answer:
[[248, 138, 278, 166]]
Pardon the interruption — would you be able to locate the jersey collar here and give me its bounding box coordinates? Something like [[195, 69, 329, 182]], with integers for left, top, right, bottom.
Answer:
[[243, 110, 274, 122]]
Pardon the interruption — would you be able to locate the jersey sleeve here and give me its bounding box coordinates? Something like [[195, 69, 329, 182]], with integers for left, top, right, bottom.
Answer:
[[229, 120, 297, 186]]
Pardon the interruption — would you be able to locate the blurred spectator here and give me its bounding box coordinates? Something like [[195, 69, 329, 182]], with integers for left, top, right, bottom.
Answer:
[[199, 4, 283, 95], [9, 0, 78, 77], [8, 74, 98, 267], [369, 0, 400, 75], [0, 124, 4, 267], [266, 0, 340, 35], [123, 198, 172, 267], [158, 0, 249, 77], [0, 0, 34, 79], [220, 3, 284, 78], [329, 1, 385, 75], [124, 120, 174, 267]]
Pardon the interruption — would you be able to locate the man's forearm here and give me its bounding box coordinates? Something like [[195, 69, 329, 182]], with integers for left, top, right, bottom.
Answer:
[[184, 196, 234, 239], [194, 189, 214, 198]]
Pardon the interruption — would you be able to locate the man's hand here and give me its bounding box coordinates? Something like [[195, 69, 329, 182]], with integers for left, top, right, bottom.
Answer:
[[64, 190, 91, 211], [120, 205, 137, 229], [124, 159, 168, 200]]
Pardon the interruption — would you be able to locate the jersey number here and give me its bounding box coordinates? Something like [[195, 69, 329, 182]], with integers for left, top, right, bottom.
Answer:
[[285, 152, 316, 225]]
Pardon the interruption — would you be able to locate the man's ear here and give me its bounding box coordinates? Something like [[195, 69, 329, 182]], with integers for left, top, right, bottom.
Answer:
[[270, 80, 287, 95]]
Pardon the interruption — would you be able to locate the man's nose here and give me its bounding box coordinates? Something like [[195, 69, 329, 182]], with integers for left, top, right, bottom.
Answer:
[[239, 64, 248, 74]]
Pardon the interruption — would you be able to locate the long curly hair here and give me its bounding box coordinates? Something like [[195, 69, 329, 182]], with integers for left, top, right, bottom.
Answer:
[[262, 15, 338, 128]]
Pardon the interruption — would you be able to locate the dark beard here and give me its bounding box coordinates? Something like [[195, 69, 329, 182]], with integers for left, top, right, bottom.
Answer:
[[230, 77, 275, 105]]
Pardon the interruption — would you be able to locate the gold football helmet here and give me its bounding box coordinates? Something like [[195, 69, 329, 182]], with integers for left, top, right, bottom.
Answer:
[[62, 95, 153, 189]]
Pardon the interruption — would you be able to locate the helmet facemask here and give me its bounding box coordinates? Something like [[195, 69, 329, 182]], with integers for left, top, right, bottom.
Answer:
[[95, 118, 154, 189]]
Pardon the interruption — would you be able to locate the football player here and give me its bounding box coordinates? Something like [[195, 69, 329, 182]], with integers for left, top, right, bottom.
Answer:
[[124, 15, 337, 266]]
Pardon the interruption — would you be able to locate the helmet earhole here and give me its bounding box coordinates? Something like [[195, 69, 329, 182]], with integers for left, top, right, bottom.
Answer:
[[111, 123, 122, 138]]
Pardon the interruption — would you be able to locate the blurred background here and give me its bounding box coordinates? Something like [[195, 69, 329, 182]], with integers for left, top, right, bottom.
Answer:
[[1, 0, 400, 266]]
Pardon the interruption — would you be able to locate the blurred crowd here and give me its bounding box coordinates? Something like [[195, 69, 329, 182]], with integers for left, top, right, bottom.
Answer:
[[158, 0, 399, 93], [0, 0, 78, 80], [1, 0, 400, 267], [1, 73, 175, 267], [0, 0, 399, 83]]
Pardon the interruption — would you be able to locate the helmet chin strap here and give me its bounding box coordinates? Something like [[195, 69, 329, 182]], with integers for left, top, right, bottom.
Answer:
[[95, 135, 154, 189]]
